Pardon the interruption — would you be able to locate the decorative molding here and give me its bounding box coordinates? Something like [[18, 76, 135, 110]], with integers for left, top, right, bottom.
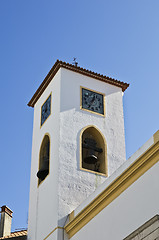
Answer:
[[65, 138, 159, 238], [154, 130, 159, 144], [69, 211, 75, 222], [43, 226, 63, 240]]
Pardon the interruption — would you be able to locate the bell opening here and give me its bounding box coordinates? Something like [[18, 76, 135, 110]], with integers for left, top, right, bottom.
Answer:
[[38, 135, 50, 185], [81, 126, 107, 175]]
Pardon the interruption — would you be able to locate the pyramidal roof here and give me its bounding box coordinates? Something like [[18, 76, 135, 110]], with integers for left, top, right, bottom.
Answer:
[[28, 60, 129, 107]]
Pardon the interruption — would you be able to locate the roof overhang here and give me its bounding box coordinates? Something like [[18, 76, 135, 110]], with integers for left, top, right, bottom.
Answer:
[[28, 60, 129, 108]]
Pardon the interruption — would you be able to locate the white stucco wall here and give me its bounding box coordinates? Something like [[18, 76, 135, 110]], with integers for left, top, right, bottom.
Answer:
[[28, 67, 126, 240], [58, 68, 126, 226]]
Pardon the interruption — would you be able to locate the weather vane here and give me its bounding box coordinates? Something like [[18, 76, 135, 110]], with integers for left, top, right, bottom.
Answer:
[[73, 57, 78, 67]]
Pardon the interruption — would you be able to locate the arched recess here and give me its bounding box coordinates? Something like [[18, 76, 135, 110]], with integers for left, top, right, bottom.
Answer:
[[37, 134, 50, 185], [80, 126, 107, 176]]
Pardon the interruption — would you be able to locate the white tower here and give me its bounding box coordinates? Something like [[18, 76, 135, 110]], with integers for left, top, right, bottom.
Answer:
[[27, 60, 129, 240]]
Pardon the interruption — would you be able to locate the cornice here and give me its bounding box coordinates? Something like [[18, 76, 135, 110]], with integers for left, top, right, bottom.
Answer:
[[28, 60, 129, 107]]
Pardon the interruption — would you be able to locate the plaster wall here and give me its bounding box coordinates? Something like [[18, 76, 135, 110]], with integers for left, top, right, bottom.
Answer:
[[58, 68, 126, 225], [71, 161, 159, 240], [28, 70, 61, 240], [28, 67, 126, 240]]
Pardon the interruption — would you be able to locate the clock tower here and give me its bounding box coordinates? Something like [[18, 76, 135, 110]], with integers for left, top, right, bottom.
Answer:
[[27, 60, 129, 240]]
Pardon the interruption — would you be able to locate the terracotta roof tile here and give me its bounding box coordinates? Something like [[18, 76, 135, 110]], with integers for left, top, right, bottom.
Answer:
[[0, 230, 27, 239], [28, 60, 129, 107]]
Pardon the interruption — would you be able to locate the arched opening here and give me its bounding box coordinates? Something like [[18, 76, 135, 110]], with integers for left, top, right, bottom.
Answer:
[[80, 126, 107, 176], [37, 134, 50, 185]]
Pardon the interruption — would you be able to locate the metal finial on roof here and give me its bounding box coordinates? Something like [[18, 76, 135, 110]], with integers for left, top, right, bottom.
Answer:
[[73, 58, 78, 67]]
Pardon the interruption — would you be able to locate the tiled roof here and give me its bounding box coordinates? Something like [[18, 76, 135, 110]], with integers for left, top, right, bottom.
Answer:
[[28, 60, 129, 107], [0, 230, 27, 239]]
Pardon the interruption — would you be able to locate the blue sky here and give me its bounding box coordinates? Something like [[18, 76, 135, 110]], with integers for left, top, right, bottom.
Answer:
[[0, 0, 159, 232]]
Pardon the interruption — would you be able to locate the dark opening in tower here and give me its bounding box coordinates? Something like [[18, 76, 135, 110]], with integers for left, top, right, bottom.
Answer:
[[81, 126, 107, 175], [37, 134, 50, 185]]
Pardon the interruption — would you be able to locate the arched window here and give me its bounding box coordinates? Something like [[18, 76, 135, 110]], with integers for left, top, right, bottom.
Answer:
[[80, 126, 107, 176], [37, 134, 50, 185]]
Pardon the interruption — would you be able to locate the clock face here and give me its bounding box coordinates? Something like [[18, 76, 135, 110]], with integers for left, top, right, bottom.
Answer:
[[81, 88, 104, 115], [41, 95, 51, 126]]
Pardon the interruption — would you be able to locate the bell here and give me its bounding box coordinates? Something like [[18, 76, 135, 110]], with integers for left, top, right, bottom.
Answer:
[[84, 149, 98, 164], [37, 156, 49, 181], [83, 138, 102, 165]]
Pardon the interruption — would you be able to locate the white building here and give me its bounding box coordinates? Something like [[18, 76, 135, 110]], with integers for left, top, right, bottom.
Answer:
[[27, 60, 159, 240]]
